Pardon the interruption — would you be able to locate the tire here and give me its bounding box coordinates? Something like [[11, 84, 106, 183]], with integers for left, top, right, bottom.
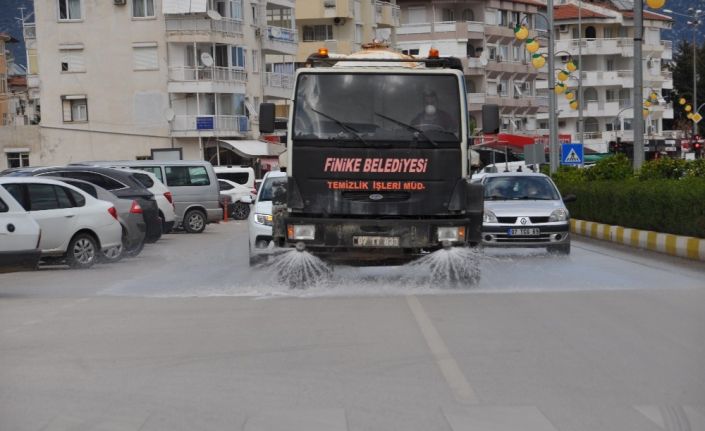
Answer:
[[99, 244, 124, 264], [547, 243, 571, 255], [183, 209, 206, 234], [232, 202, 250, 220], [66, 233, 99, 269], [123, 237, 145, 258]]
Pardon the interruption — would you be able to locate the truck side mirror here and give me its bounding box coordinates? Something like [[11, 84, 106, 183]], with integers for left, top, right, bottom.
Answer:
[[482, 104, 500, 134], [259, 103, 276, 133]]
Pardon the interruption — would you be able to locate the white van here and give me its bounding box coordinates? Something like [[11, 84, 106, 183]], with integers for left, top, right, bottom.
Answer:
[[213, 166, 255, 189]]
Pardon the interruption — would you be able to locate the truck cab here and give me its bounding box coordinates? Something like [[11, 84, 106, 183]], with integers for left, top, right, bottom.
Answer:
[[259, 45, 489, 268]]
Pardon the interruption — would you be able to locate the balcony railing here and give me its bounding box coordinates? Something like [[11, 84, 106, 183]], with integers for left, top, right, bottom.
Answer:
[[172, 115, 248, 132], [168, 66, 247, 83], [165, 17, 244, 37], [265, 72, 294, 89], [267, 26, 297, 43], [23, 23, 36, 40], [583, 131, 603, 140], [467, 93, 486, 105]]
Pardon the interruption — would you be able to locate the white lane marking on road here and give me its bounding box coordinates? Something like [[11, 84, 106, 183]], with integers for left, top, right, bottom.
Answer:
[[442, 406, 560, 431], [406, 295, 479, 405], [243, 408, 348, 431]]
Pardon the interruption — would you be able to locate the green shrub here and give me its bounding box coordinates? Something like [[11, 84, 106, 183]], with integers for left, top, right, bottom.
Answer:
[[583, 154, 633, 181], [685, 159, 705, 178], [637, 157, 688, 180]]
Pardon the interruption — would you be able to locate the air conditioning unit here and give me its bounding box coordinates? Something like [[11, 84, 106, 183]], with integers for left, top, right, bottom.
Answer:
[[114, 0, 126, 5], [255, 28, 261, 37], [324, 0, 336, 7], [559, 24, 568, 32]]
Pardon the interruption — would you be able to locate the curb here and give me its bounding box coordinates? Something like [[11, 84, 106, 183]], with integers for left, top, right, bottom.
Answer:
[[570, 219, 705, 261]]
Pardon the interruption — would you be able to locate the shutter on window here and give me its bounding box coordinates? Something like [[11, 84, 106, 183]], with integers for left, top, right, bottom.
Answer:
[[60, 50, 85, 72], [134, 47, 159, 70], [62, 99, 72, 121]]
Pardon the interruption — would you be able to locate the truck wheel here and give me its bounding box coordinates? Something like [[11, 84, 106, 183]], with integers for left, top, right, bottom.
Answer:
[[183, 209, 206, 233], [232, 202, 250, 220], [66, 233, 98, 269]]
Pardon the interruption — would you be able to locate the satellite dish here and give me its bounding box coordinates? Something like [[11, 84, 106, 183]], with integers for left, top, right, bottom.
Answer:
[[164, 108, 175, 122], [206, 9, 222, 20], [200, 52, 214, 67]]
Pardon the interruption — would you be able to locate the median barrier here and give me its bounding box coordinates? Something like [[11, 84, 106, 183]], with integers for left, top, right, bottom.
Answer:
[[570, 219, 705, 261]]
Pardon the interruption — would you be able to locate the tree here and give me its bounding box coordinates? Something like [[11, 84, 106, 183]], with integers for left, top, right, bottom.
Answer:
[[671, 40, 705, 135]]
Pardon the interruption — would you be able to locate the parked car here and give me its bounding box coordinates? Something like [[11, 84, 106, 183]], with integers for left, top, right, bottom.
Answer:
[[48, 177, 147, 262], [0, 184, 41, 272], [474, 172, 574, 254], [71, 161, 221, 233], [4, 166, 163, 243], [218, 178, 255, 220], [0, 177, 122, 268], [213, 165, 256, 189], [247, 171, 287, 265], [119, 168, 176, 233]]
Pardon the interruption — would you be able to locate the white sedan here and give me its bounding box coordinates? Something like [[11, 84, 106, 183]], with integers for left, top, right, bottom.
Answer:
[[219, 178, 256, 220], [0, 177, 123, 269], [0, 184, 41, 272], [247, 171, 287, 265]]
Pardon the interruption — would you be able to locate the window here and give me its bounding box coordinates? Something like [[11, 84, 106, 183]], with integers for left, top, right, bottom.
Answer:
[[231, 46, 246, 69], [66, 188, 86, 207], [585, 26, 596, 39], [3, 184, 27, 210], [251, 49, 259, 73], [355, 24, 363, 44], [572, 27, 579, 39], [499, 79, 508, 97], [63, 180, 97, 198], [510, 11, 520, 26], [497, 10, 507, 26], [58, 0, 81, 20], [133, 45, 159, 71], [606, 89, 617, 102], [61, 96, 88, 122], [46, 171, 125, 190], [27, 184, 61, 211], [132, 0, 154, 18], [407, 6, 427, 24], [441, 8, 454, 21], [6, 151, 30, 168], [59, 48, 84, 72], [230, 0, 243, 20], [462, 9, 474, 21], [0, 198, 7, 213], [606, 58, 615, 71], [498, 45, 508, 62], [130, 166, 163, 182], [132, 173, 154, 188], [165, 166, 210, 187], [302, 25, 333, 42], [604, 27, 613, 38], [488, 45, 497, 60], [218, 180, 234, 191], [584, 87, 598, 102]]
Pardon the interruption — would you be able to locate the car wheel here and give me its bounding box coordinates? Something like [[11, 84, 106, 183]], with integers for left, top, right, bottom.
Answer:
[[547, 243, 571, 255], [184, 209, 206, 233], [66, 233, 98, 269], [232, 202, 250, 220], [123, 238, 146, 258], [99, 244, 124, 263]]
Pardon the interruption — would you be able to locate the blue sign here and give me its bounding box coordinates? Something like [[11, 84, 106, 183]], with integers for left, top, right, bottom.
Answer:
[[196, 116, 214, 130], [561, 143, 584, 165]]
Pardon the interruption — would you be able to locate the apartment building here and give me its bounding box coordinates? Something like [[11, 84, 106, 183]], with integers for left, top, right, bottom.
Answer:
[[537, 0, 673, 152], [395, 0, 549, 134], [23, 0, 296, 168], [0, 33, 12, 126], [296, 0, 400, 63]]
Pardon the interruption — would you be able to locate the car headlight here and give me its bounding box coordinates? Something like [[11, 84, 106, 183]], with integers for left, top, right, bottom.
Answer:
[[483, 210, 498, 223], [254, 213, 273, 226], [549, 208, 569, 222], [287, 224, 316, 240]]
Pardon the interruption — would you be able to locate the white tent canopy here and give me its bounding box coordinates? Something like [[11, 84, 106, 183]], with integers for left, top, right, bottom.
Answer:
[[215, 140, 286, 158]]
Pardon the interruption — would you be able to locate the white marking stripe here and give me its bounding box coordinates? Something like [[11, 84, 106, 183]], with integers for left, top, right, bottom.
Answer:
[[443, 406, 560, 431], [634, 405, 705, 431], [406, 295, 479, 405]]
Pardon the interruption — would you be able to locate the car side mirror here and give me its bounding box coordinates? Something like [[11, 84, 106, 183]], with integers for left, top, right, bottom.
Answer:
[[562, 194, 577, 203], [239, 195, 253, 204], [259, 103, 276, 134]]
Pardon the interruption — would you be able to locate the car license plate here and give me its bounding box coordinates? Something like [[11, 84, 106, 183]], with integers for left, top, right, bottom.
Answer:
[[508, 228, 540, 236], [352, 236, 400, 247]]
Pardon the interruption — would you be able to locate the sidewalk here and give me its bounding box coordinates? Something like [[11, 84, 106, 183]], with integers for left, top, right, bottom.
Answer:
[[570, 219, 705, 261]]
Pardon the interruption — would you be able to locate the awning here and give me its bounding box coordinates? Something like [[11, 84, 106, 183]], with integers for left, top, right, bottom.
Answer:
[[215, 140, 286, 158]]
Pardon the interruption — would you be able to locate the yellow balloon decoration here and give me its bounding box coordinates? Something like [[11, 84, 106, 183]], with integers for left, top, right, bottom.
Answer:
[[643, 108, 650, 117], [646, 0, 665, 9], [565, 91, 576, 101], [649, 92, 659, 101], [566, 60, 578, 72], [525, 39, 540, 53], [531, 54, 546, 69], [554, 82, 566, 95], [514, 25, 529, 41], [569, 100, 579, 110], [644, 100, 652, 107], [685, 105, 692, 112], [687, 113, 694, 119], [679, 97, 687, 105], [557, 70, 570, 82]]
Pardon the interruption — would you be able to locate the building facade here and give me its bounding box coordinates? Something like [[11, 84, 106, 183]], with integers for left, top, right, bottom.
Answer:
[[19, 0, 296, 168], [537, 0, 673, 153], [295, 0, 400, 64], [395, 0, 549, 134]]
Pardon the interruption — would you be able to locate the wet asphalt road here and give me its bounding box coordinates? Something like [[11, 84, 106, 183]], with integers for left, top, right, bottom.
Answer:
[[1, 221, 704, 431]]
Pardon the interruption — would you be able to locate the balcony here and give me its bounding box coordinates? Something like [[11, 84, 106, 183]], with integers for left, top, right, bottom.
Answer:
[[262, 26, 298, 55], [298, 39, 353, 62], [397, 21, 485, 42], [23, 23, 36, 40], [168, 66, 247, 93], [467, 92, 486, 109], [165, 16, 244, 43], [297, 0, 353, 20], [375, 1, 400, 28], [485, 95, 548, 111], [171, 115, 249, 137], [662, 40, 673, 60], [264, 72, 294, 99], [555, 37, 667, 58], [485, 58, 542, 79]]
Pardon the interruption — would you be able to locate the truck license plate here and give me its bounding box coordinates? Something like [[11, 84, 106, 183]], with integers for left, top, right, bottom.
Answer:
[[508, 228, 540, 236], [352, 236, 400, 247]]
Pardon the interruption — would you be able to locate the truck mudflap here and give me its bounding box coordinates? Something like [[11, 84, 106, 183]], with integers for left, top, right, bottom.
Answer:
[[274, 215, 482, 266]]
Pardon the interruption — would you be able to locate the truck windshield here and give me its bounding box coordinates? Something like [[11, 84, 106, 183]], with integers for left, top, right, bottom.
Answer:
[[293, 73, 462, 145]]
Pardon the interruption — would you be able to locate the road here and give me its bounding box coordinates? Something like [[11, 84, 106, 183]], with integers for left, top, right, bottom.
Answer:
[[1, 221, 704, 431]]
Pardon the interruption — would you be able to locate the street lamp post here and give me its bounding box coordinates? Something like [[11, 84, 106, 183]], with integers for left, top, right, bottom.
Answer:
[[633, 0, 645, 169]]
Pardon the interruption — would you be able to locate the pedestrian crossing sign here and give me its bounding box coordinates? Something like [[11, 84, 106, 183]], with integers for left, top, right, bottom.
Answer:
[[561, 143, 584, 165]]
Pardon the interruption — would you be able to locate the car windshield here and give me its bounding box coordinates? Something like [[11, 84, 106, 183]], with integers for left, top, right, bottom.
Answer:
[[258, 177, 287, 202], [484, 176, 560, 200], [293, 73, 461, 146]]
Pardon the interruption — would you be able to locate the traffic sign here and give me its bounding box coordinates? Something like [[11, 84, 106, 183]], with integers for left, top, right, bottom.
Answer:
[[692, 113, 702, 124], [561, 143, 584, 165]]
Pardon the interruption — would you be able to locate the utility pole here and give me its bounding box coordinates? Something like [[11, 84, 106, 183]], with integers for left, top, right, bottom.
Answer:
[[694, 21, 698, 137], [633, 0, 645, 169], [578, 0, 584, 146], [548, 0, 559, 173]]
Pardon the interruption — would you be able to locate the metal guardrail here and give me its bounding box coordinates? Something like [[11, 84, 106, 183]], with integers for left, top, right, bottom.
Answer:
[[172, 115, 249, 132], [168, 66, 247, 83], [165, 17, 244, 37], [267, 26, 297, 43], [265, 72, 294, 89]]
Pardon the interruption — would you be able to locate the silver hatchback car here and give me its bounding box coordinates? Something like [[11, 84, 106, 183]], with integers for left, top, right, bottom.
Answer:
[[474, 172, 575, 254]]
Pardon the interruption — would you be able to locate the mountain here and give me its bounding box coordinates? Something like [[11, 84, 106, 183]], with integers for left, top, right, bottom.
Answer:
[[0, 0, 33, 70]]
